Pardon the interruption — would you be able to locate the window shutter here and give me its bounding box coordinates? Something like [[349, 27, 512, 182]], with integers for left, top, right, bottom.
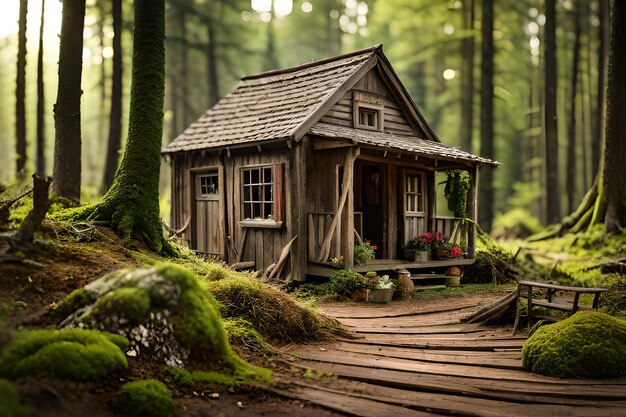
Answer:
[[273, 163, 284, 221]]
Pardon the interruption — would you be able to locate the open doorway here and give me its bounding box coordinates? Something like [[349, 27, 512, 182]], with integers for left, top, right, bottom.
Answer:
[[358, 163, 386, 258]]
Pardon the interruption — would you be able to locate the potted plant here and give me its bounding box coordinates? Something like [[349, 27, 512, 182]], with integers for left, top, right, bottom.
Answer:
[[431, 232, 448, 260], [445, 266, 463, 287], [364, 272, 395, 303], [354, 242, 375, 266]]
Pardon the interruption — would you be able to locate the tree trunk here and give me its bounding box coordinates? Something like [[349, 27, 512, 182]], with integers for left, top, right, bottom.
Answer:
[[460, 0, 475, 153], [36, 0, 46, 177], [603, 0, 626, 233], [15, 175, 51, 246], [478, 0, 494, 233], [178, 10, 190, 126], [206, 20, 219, 108], [102, 0, 123, 193], [74, 0, 168, 253], [263, 20, 279, 71], [566, 0, 581, 214], [593, 0, 609, 179], [16, 0, 28, 178], [544, 0, 560, 224], [52, 0, 86, 203]]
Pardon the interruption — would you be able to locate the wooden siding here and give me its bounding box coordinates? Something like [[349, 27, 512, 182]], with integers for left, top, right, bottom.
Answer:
[[319, 69, 428, 139], [170, 146, 301, 280]]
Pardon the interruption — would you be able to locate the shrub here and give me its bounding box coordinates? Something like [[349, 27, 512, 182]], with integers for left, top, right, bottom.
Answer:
[[329, 269, 366, 298], [522, 312, 626, 378], [117, 379, 173, 417], [0, 328, 128, 381]]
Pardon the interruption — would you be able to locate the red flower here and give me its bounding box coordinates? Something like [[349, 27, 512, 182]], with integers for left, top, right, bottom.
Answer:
[[449, 247, 462, 258]]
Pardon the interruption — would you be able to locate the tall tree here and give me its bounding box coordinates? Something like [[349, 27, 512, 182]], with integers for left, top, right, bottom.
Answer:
[[478, 0, 494, 232], [592, 0, 609, 178], [206, 18, 219, 107], [102, 0, 123, 193], [602, 0, 626, 233], [460, 0, 475, 153], [544, 0, 560, 224], [74, 0, 168, 252], [53, 0, 86, 202], [566, 0, 581, 214], [36, 0, 46, 177], [16, 0, 28, 178]]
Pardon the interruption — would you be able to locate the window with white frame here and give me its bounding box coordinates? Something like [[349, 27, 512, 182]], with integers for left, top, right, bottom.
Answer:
[[405, 173, 424, 213], [242, 164, 283, 221]]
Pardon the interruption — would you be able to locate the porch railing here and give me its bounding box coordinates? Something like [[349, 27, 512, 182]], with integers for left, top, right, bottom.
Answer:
[[308, 211, 363, 262], [432, 216, 473, 256]]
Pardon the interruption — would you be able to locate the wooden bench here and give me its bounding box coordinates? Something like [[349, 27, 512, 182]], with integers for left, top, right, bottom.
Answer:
[[512, 280, 607, 335]]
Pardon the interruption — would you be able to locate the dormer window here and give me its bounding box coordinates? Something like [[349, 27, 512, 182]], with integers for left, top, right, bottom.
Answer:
[[354, 103, 384, 132]]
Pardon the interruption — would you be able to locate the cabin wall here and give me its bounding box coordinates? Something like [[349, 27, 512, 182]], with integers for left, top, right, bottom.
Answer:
[[319, 68, 426, 138], [170, 147, 302, 279]]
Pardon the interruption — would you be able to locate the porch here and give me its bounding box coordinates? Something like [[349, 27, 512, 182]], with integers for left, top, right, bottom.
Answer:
[[307, 257, 476, 278]]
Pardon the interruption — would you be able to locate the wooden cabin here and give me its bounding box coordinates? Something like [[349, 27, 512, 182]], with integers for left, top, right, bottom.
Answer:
[[163, 45, 497, 281]]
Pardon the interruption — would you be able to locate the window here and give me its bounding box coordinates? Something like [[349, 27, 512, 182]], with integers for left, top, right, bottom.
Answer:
[[359, 108, 378, 128], [405, 174, 424, 213], [355, 104, 383, 131], [196, 172, 219, 200], [242, 164, 283, 223]]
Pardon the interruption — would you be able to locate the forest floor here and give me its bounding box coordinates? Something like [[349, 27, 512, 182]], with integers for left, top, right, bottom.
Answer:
[[1, 220, 624, 416]]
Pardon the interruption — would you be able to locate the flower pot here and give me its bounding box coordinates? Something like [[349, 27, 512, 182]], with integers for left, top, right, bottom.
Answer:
[[433, 248, 448, 260], [366, 288, 394, 303], [414, 251, 429, 262], [444, 276, 461, 287], [403, 248, 417, 261]]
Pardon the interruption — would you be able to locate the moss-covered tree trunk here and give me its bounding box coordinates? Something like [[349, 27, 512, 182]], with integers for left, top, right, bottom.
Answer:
[[15, 0, 28, 178], [76, 0, 167, 252], [602, 0, 626, 233]]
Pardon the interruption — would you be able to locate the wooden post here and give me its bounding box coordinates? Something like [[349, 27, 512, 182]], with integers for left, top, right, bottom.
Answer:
[[317, 147, 359, 263], [467, 165, 479, 259]]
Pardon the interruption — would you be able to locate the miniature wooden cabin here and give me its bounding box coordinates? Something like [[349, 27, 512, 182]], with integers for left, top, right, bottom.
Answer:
[[163, 45, 497, 281]]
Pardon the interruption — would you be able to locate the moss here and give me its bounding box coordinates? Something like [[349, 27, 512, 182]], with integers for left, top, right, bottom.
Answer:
[[0, 328, 128, 381], [165, 365, 270, 389], [599, 281, 626, 317], [522, 312, 626, 378], [207, 275, 345, 343], [0, 379, 30, 417], [222, 317, 267, 353], [89, 287, 150, 324], [117, 379, 173, 417], [49, 288, 98, 320]]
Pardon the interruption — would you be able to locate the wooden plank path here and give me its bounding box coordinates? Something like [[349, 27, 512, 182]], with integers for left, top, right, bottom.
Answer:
[[273, 294, 626, 416]]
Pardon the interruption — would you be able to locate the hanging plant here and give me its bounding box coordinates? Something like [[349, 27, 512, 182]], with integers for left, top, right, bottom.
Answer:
[[444, 170, 471, 218]]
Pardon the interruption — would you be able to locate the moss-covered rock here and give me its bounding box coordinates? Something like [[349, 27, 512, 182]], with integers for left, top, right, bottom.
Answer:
[[599, 280, 626, 317], [522, 312, 626, 378], [54, 263, 269, 381], [49, 288, 98, 320], [0, 328, 128, 381], [117, 379, 173, 417], [0, 379, 30, 417]]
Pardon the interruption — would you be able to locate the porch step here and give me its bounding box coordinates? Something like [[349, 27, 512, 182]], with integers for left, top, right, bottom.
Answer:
[[411, 273, 448, 281]]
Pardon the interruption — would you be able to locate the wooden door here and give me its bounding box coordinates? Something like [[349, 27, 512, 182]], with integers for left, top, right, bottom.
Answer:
[[402, 170, 427, 245], [193, 169, 224, 257]]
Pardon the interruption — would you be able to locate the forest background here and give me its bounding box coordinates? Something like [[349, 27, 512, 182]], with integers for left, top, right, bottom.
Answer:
[[0, 0, 610, 236]]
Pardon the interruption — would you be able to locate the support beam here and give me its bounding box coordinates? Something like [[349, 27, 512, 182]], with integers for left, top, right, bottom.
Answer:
[[467, 165, 479, 259]]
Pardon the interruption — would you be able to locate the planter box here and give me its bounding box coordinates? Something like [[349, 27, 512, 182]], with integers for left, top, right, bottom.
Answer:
[[366, 288, 394, 303], [444, 276, 461, 287], [403, 249, 429, 262]]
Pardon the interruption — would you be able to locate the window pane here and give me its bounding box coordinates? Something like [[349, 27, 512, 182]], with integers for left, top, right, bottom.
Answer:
[[244, 203, 251, 219], [244, 170, 250, 184], [252, 185, 260, 202], [263, 167, 273, 183], [251, 168, 260, 184], [264, 185, 273, 202], [264, 203, 273, 219], [253, 203, 261, 219]]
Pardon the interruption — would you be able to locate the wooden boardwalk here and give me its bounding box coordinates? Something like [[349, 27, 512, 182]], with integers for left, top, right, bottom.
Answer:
[[274, 294, 626, 417]]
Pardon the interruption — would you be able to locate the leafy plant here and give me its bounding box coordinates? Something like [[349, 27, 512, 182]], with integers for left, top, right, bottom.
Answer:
[[117, 379, 173, 417], [354, 243, 375, 265], [444, 170, 470, 218], [329, 269, 367, 298]]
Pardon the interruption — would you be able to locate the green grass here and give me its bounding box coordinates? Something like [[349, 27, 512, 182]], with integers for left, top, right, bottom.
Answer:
[[117, 379, 173, 417]]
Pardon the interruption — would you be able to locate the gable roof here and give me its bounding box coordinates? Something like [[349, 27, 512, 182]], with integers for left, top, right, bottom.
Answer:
[[163, 45, 381, 154], [162, 45, 497, 166]]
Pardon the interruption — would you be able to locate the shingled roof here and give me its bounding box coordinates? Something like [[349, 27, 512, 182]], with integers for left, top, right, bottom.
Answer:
[[309, 123, 497, 165], [163, 46, 380, 154], [162, 45, 497, 166]]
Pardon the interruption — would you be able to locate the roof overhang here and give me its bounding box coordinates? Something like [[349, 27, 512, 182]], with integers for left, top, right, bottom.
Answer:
[[308, 123, 499, 166]]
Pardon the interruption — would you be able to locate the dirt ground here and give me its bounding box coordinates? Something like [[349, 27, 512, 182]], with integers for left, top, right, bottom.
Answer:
[[0, 224, 349, 417]]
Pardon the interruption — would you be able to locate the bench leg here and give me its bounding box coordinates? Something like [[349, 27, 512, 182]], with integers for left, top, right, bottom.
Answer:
[[512, 285, 521, 336]]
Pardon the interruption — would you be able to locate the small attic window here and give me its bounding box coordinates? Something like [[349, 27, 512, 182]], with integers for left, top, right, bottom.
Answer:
[[355, 104, 384, 132]]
